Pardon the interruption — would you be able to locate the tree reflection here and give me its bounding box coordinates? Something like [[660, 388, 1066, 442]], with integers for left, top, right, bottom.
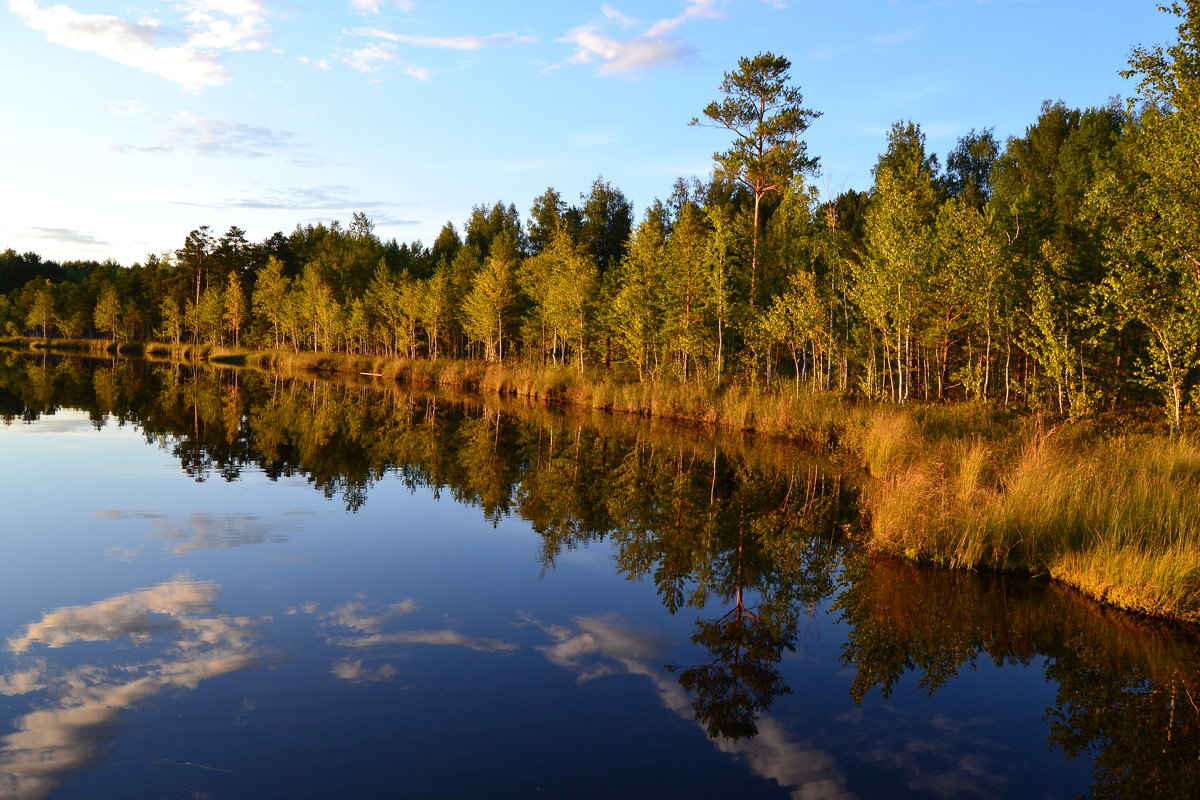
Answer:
[[664, 463, 845, 739], [4, 350, 1200, 792], [835, 554, 1200, 799]]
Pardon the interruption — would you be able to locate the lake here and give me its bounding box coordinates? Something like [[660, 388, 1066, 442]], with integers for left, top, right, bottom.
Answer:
[[0, 352, 1197, 799]]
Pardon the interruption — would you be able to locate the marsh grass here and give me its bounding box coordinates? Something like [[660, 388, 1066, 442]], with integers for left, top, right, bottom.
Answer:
[[862, 411, 1200, 622], [225, 348, 856, 445]]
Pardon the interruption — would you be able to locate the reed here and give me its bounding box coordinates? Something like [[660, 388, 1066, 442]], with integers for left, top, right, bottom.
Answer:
[[860, 414, 1200, 622]]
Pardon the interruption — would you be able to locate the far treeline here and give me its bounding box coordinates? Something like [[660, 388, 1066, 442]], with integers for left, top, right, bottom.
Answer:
[[3, 4, 1199, 427]]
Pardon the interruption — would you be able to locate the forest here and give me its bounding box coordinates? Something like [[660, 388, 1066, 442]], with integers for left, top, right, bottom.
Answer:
[[2, 3, 1199, 428]]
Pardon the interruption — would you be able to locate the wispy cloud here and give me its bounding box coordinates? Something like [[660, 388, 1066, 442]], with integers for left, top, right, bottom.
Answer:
[[9, 0, 270, 92], [24, 227, 110, 246], [872, 27, 922, 45], [297, 55, 333, 70], [336, 23, 534, 81], [645, 0, 721, 37], [339, 41, 403, 73], [349, 28, 536, 50], [349, 0, 415, 12], [170, 184, 403, 212], [601, 3, 638, 27], [553, 0, 720, 77], [111, 111, 301, 158]]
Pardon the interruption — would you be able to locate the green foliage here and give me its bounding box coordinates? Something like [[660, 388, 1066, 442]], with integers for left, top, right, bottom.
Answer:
[[6, 15, 1200, 429], [692, 52, 821, 308], [93, 284, 122, 341]]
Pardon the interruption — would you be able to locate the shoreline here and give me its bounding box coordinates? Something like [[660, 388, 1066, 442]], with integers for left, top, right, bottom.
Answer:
[[6, 336, 1198, 625]]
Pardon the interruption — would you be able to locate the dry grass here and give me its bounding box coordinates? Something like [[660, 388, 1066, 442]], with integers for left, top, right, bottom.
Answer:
[[860, 410, 1200, 622]]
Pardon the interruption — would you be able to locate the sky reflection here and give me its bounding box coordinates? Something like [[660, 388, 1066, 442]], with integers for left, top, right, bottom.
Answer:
[[0, 578, 262, 800]]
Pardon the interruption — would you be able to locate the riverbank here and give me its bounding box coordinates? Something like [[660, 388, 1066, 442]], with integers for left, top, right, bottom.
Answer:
[[6, 337, 1198, 624]]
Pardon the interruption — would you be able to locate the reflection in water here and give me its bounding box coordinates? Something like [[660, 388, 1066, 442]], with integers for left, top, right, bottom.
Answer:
[[316, 596, 519, 653], [526, 613, 854, 800], [0, 578, 261, 800], [836, 556, 1200, 799], [96, 509, 302, 555], [3, 352, 1200, 797]]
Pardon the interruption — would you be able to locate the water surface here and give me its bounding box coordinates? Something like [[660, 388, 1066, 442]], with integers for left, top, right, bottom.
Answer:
[[0, 354, 1197, 799]]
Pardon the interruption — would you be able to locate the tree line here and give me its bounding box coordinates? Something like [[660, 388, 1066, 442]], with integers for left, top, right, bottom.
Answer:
[[2, 3, 1198, 426]]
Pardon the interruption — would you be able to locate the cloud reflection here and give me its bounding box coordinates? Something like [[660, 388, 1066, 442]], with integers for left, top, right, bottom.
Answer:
[[331, 658, 404, 685], [97, 509, 291, 554], [0, 578, 262, 800], [313, 597, 518, 682], [525, 613, 855, 800]]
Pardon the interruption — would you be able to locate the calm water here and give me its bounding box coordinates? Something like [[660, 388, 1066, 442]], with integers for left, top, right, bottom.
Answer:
[[0, 353, 1197, 799]]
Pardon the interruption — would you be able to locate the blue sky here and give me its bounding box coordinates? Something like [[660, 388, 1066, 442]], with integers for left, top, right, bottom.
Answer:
[[1, 0, 1180, 265]]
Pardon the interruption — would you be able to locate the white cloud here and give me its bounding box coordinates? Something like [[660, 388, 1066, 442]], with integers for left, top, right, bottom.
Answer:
[[645, 0, 721, 37], [340, 41, 399, 73], [9, 0, 226, 91], [601, 3, 638, 27], [8, 0, 269, 92], [350, 0, 415, 10], [177, 0, 267, 51], [348, 28, 537, 51], [556, 1, 718, 77], [559, 25, 693, 76]]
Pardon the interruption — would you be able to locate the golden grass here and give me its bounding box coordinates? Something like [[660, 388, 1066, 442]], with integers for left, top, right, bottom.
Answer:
[[860, 411, 1200, 622]]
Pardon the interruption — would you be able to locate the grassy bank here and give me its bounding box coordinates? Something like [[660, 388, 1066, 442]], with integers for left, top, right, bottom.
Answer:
[[854, 406, 1200, 623], [5, 337, 1198, 623], [221, 346, 856, 446]]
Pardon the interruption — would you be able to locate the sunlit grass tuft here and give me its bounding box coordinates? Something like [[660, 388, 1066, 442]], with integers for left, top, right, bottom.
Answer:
[[861, 415, 1200, 622]]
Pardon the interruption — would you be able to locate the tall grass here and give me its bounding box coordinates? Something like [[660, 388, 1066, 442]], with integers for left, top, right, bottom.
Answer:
[[232, 348, 855, 445], [859, 409, 1200, 622]]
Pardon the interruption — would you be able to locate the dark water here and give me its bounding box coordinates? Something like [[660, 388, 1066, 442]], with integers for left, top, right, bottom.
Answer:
[[0, 353, 1197, 799]]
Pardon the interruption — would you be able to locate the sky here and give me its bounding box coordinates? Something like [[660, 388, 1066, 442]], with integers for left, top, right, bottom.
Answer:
[[0, 0, 1183, 266]]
